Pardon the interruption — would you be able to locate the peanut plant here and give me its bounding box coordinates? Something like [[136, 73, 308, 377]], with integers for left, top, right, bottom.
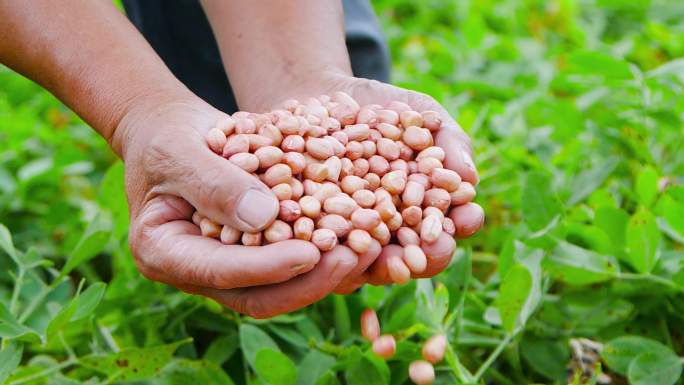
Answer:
[[1, 0, 684, 384]]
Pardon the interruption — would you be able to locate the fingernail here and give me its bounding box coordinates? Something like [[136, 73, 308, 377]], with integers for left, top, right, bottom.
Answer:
[[290, 263, 313, 274], [461, 150, 480, 185], [461, 150, 475, 170], [236, 189, 278, 230]]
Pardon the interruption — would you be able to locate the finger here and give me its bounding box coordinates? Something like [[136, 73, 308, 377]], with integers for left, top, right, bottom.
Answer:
[[199, 245, 358, 318], [334, 238, 382, 294], [449, 202, 485, 239], [368, 244, 403, 286], [333, 271, 370, 295], [130, 195, 320, 289], [166, 137, 278, 232], [412, 232, 456, 278], [403, 92, 479, 185], [435, 123, 479, 185]]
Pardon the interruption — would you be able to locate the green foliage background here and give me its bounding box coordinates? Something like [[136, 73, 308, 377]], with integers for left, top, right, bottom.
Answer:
[[1, 0, 684, 384]]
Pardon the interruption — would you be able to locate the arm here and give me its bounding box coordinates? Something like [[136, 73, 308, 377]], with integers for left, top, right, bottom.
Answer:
[[0, 0, 353, 318], [202, 0, 484, 292], [0, 0, 189, 154], [200, 0, 352, 112]]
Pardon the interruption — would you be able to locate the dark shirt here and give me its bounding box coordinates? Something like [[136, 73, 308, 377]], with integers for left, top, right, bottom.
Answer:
[[122, 0, 390, 113]]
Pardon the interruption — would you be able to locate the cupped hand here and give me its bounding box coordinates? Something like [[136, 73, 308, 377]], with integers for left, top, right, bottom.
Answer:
[[249, 73, 485, 291], [111, 94, 360, 318], [339, 77, 485, 289]]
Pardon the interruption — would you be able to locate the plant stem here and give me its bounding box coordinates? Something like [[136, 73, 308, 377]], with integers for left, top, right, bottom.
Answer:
[[314, 341, 345, 357], [9, 267, 25, 316], [618, 272, 684, 292], [18, 278, 63, 323], [487, 366, 517, 385], [473, 332, 515, 381], [9, 358, 77, 385], [445, 343, 473, 383], [98, 322, 120, 352], [59, 332, 76, 359]]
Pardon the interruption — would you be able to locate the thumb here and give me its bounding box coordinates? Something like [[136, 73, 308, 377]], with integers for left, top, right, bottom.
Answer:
[[171, 141, 278, 232]]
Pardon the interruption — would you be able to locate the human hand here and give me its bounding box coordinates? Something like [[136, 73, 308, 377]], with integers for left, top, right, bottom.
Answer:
[[111, 94, 362, 318], [247, 73, 485, 292], [338, 77, 484, 290]]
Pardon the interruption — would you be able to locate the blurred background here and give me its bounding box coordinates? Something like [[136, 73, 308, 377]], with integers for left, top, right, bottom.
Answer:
[[1, 0, 683, 384]]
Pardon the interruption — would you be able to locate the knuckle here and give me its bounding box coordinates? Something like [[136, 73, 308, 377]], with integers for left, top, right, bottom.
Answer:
[[230, 295, 249, 315], [143, 134, 178, 176], [128, 223, 150, 270], [134, 258, 158, 282], [128, 218, 157, 267], [228, 293, 264, 318], [244, 298, 268, 319], [242, 295, 277, 319]]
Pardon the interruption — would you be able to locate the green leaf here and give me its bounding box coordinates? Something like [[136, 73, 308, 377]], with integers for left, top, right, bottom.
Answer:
[[520, 335, 569, 381], [567, 157, 619, 205], [333, 295, 351, 341], [360, 285, 386, 309], [72, 282, 106, 320], [255, 348, 297, 385], [441, 247, 471, 311], [498, 236, 517, 280], [522, 171, 563, 232], [61, 213, 111, 277], [17, 157, 53, 182], [296, 318, 324, 342], [313, 372, 340, 385], [647, 57, 684, 80], [501, 241, 544, 280], [240, 324, 279, 370], [0, 341, 23, 384], [636, 166, 659, 207], [602, 336, 674, 375], [46, 374, 83, 385], [19, 247, 48, 269], [98, 161, 129, 239], [656, 195, 684, 242], [44, 282, 104, 341], [46, 296, 78, 341], [268, 324, 309, 349], [415, 279, 448, 329], [203, 332, 238, 366], [296, 350, 336, 385], [0, 302, 38, 341], [433, 282, 450, 315], [567, 50, 632, 80], [546, 241, 619, 285], [0, 222, 18, 263], [155, 359, 236, 385], [344, 350, 389, 385], [384, 301, 416, 333], [498, 264, 531, 332], [362, 351, 390, 384], [79, 339, 191, 381], [595, 206, 629, 251], [626, 208, 661, 273], [628, 351, 683, 385]]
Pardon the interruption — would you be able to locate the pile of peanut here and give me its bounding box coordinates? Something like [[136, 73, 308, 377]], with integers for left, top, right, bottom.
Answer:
[[196, 91, 476, 281], [362, 308, 444, 385]]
